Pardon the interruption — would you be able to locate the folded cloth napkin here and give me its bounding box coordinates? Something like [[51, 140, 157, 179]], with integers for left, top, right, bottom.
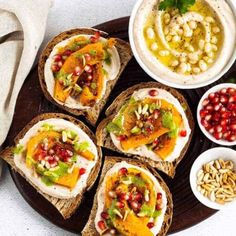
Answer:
[[0, 0, 52, 177]]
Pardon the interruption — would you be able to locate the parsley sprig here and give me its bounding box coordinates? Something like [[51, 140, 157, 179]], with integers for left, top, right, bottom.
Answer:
[[159, 0, 196, 14]]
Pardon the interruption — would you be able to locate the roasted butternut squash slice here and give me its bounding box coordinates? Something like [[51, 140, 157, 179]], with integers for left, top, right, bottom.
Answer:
[[55, 167, 80, 189], [121, 127, 169, 151], [78, 149, 95, 161]]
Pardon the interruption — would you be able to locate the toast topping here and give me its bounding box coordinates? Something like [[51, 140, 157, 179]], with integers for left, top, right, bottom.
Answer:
[[46, 32, 120, 108], [107, 88, 190, 160], [13, 119, 98, 197], [95, 162, 167, 235]]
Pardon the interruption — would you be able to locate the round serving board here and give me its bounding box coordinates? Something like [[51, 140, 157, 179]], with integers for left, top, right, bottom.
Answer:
[[4, 17, 236, 234]]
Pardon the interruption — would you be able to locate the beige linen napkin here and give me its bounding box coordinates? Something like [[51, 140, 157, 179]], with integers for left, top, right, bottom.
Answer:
[[0, 0, 52, 177]]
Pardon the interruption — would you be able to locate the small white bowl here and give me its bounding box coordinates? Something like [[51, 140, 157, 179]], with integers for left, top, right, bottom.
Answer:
[[197, 83, 236, 146], [128, 0, 236, 89], [190, 147, 236, 210]]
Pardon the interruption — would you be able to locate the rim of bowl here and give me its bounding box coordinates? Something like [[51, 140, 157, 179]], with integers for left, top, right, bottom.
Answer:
[[190, 147, 236, 210], [128, 0, 236, 89], [197, 83, 236, 146]]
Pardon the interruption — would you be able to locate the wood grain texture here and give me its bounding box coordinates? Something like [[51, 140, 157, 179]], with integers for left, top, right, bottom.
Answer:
[[2, 17, 236, 234]]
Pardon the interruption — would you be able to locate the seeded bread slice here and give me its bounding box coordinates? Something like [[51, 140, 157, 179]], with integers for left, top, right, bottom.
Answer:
[[38, 28, 132, 126], [96, 82, 194, 178], [0, 113, 102, 219], [82, 156, 173, 236]]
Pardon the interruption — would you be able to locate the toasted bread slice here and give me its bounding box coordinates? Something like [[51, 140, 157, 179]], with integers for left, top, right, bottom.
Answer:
[[0, 113, 102, 219], [82, 156, 173, 236], [96, 82, 194, 177], [38, 28, 132, 126]]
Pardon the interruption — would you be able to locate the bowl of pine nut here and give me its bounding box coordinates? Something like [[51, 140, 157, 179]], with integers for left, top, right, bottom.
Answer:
[[190, 147, 236, 210]]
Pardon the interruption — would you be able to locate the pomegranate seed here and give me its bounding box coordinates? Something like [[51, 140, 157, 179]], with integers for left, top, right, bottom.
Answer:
[[57, 60, 63, 67], [220, 119, 229, 126], [87, 75, 93, 81], [101, 212, 109, 220], [220, 88, 227, 94], [53, 54, 62, 62], [84, 53, 92, 61], [214, 132, 222, 140], [153, 110, 160, 119], [220, 95, 228, 104], [208, 127, 215, 134], [90, 36, 98, 43], [74, 66, 82, 76], [63, 49, 72, 56], [157, 192, 162, 200], [153, 138, 159, 145], [119, 192, 131, 201], [227, 134, 236, 141], [149, 89, 158, 97], [94, 31, 101, 39], [98, 220, 106, 230], [201, 119, 211, 130], [119, 167, 128, 176], [54, 156, 59, 162], [227, 103, 236, 111], [206, 105, 213, 111], [117, 135, 127, 141], [179, 129, 187, 137], [133, 193, 143, 202], [200, 109, 209, 118], [213, 104, 221, 111], [130, 201, 140, 210], [84, 65, 92, 73], [223, 131, 231, 140], [215, 125, 223, 133], [231, 117, 236, 124], [116, 201, 125, 209], [67, 150, 73, 157], [221, 111, 231, 119], [202, 98, 209, 107], [212, 113, 220, 122], [108, 191, 117, 199], [205, 114, 212, 121], [79, 168, 86, 175], [230, 124, 236, 131], [212, 97, 220, 104], [220, 107, 227, 113], [156, 204, 162, 210], [208, 92, 216, 100], [229, 95, 236, 103], [51, 64, 60, 72], [147, 222, 155, 228], [227, 88, 236, 94]]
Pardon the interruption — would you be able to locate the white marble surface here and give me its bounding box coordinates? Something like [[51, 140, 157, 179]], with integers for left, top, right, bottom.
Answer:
[[0, 0, 235, 235]]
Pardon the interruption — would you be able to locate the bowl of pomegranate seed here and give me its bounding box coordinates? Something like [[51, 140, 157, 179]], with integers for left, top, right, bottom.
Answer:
[[197, 83, 236, 146]]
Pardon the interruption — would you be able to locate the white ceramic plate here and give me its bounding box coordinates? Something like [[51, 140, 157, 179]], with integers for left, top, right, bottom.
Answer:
[[190, 147, 236, 210], [197, 83, 236, 146], [128, 0, 236, 89]]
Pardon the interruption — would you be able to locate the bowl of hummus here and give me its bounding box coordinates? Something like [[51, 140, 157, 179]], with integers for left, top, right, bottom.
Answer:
[[129, 0, 236, 89]]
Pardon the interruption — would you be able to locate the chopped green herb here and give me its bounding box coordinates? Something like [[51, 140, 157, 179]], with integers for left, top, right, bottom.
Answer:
[[108, 200, 117, 220], [106, 122, 121, 134], [102, 68, 108, 76], [91, 82, 97, 90], [104, 50, 112, 65], [131, 126, 141, 134], [13, 144, 24, 154], [74, 84, 82, 93], [40, 123, 55, 132], [89, 49, 97, 56], [74, 141, 90, 152], [152, 210, 162, 218], [121, 175, 146, 188], [138, 203, 155, 217]]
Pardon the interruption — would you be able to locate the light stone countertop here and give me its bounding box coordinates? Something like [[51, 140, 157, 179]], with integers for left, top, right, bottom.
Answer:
[[0, 0, 235, 235]]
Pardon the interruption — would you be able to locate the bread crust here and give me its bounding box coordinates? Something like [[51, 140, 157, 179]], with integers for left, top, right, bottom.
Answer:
[[82, 156, 173, 236], [96, 82, 194, 177], [38, 28, 132, 126], [0, 113, 102, 219]]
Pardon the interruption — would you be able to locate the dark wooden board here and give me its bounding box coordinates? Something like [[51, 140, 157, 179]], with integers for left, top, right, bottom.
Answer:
[[3, 17, 236, 234]]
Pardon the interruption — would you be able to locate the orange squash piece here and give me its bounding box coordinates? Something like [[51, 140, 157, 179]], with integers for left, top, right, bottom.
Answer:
[[79, 86, 96, 106], [78, 149, 95, 161], [121, 127, 169, 151], [55, 167, 80, 189], [155, 137, 177, 160]]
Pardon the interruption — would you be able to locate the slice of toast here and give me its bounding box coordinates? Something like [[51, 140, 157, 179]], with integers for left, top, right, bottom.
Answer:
[[38, 28, 132, 126], [96, 82, 194, 178], [0, 113, 102, 219], [82, 156, 173, 236]]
